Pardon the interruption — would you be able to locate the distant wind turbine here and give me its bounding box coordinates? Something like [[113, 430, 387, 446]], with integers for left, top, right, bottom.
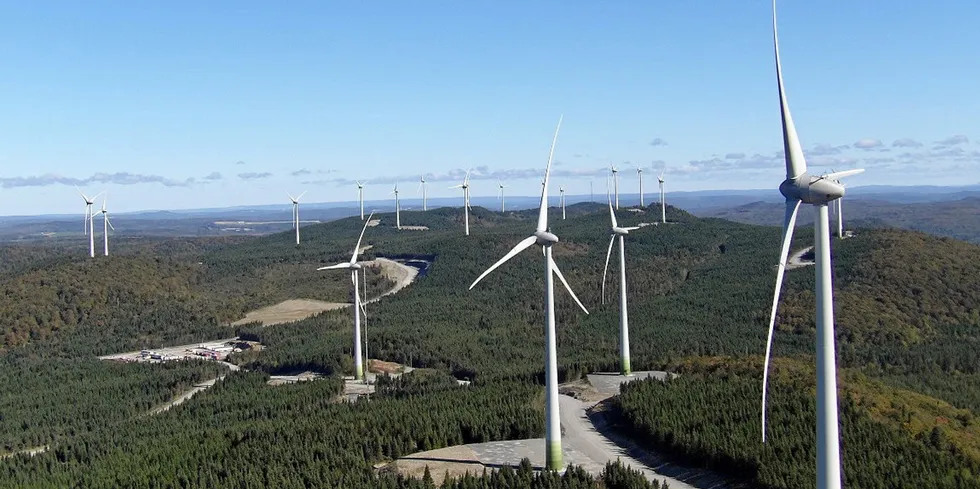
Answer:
[[317, 212, 375, 381], [658, 168, 666, 223], [497, 181, 506, 212], [470, 116, 589, 471], [610, 165, 620, 210], [287, 191, 307, 245], [637, 168, 644, 207], [761, 4, 864, 489], [450, 170, 472, 236], [99, 195, 115, 257], [559, 186, 566, 220], [830, 174, 849, 238], [418, 175, 428, 211], [356, 181, 366, 220], [390, 184, 401, 229], [76, 187, 103, 258], [601, 197, 641, 375]]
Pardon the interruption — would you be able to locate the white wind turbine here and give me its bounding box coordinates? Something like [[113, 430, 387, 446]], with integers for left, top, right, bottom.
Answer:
[[559, 186, 566, 220], [390, 184, 401, 229], [418, 175, 428, 211], [450, 170, 472, 236], [497, 181, 506, 213], [317, 212, 375, 381], [76, 187, 103, 258], [610, 165, 620, 210], [601, 196, 641, 376], [356, 181, 367, 220], [470, 116, 589, 471], [98, 195, 115, 257], [761, 3, 864, 489], [658, 167, 666, 223], [287, 191, 307, 245], [637, 168, 644, 207], [832, 176, 848, 238]]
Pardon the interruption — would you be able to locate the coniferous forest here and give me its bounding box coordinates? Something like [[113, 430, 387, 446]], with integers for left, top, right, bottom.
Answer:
[[1, 204, 980, 487]]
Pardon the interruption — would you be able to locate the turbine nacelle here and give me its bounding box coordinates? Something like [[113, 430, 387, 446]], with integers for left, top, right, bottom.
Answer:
[[534, 230, 559, 246], [779, 174, 843, 205]]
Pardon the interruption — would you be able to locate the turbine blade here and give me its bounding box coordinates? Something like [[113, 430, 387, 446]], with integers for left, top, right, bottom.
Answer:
[[317, 263, 349, 271], [607, 199, 619, 228], [106, 216, 115, 231], [536, 115, 563, 233], [297, 190, 307, 201], [469, 235, 537, 290], [351, 211, 375, 263], [762, 197, 802, 443], [601, 235, 615, 305], [550, 256, 589, 315], [773, 0, 807, 181], [822, 169, 865, 181]]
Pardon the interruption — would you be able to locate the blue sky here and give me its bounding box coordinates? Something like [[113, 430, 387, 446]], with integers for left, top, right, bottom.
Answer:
[[1, 1, 978, 215]]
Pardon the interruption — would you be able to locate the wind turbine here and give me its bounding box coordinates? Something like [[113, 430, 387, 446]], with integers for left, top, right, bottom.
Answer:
[[601, 197, 640, 376], [658, 168, 666, 223], [637, 168, 644, 207], [610, 165, 620, 210], [761, 4, 864, 489], [76, 187, 103, 258], [390, 184, 401, 229], [470, 116, 589, 471], [98, 195, 115, 257], [356, 181, 366, 220], [450, 170, 472, 236], [497, 181, 506, 213], [317, 213, 375, 381], [287, 191, 307, 245], [418, 175, 428, 211], [559, 186, 566, 220]]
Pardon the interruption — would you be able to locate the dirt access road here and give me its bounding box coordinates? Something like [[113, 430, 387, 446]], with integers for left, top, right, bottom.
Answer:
[[391, 372, 729, 488], [232, 257, 420, 326]]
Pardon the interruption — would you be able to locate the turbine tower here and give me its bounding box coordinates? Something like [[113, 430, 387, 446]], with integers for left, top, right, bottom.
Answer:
[[559, 186, 566, 220], [610, 165, 620, 210], [658, 168, 666, 223], [470, 116, 589, 471], [837, 198, 844, 238], [390, 184, 401, 230], [418, 175, 428, 211], [601, 198, 640, 376], [287, 191, 306, 245], [761, 4, 864, 489], [317, 212, 375, 381], [637, 168, 644, 207], [356, 181, 366, 220], [76, 187, 102, 258], [450, 170, 472, 236], [98, 195, 115, 257], [497, 181, 506, 213]]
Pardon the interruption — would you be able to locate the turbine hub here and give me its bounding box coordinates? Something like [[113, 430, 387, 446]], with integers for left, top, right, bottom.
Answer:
[[350, 263, 363, 270], [612, 227, 629, 236], [535, 231, 559, 245]]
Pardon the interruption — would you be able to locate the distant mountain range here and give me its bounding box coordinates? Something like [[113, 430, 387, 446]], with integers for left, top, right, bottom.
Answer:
[[1, 184, 979, 242], [695, 196, 980, 244]]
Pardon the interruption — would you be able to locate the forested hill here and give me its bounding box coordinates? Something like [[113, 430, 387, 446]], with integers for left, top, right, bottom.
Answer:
[[2, 202, 980, 487]]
